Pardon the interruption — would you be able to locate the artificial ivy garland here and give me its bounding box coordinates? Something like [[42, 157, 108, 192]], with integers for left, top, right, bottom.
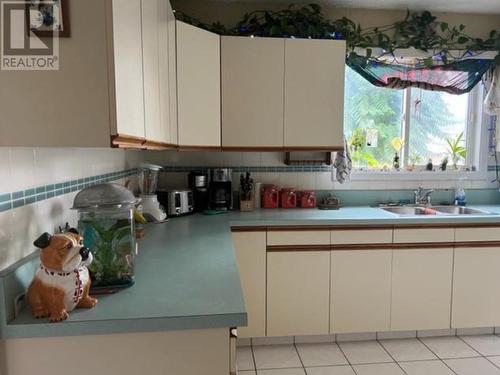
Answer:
[[176, 4, 500, 66]]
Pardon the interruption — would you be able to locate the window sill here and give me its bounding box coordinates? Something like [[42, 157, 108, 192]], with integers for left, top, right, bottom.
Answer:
[[349, 170, 492, 182]]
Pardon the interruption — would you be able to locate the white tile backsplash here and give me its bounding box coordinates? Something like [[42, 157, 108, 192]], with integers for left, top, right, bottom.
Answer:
[[0, 147, 141, 271]]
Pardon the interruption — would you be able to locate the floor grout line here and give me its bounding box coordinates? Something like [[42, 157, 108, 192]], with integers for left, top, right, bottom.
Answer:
[[457, 335, 500, 370], [457, 335, 488, 357], [416, 336, 459, 375], [293, 342, 307, 373], [336, 341, 359, 375], [376, 338, 409, 374], [250, 341, 258, 373]]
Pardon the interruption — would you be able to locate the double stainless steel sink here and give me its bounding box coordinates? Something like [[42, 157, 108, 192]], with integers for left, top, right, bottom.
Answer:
[[380, 205, 496, 216]]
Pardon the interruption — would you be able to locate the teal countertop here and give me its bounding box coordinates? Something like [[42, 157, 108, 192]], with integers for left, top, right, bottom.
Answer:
[[3, 205, 500, 339]]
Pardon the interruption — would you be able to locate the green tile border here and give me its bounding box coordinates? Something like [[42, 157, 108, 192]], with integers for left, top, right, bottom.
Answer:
[[160, 165, 333, 173], [0, 169, 137, 213]]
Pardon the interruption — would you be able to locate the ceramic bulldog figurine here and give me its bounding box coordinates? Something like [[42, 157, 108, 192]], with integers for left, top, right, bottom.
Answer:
[[27, 229, 98, 322]]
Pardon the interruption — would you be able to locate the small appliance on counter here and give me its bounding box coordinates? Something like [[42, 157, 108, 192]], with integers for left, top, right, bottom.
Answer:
[[262, 184, 279, 209], [157, 189, 194, 216], [188, 171, 209, 212], [72, 183, 138, 290], [209, 168, 233, 211], [318, 194, 341, 210], [138, 164, 167, 222], [280, 187, 297, 208], [298, 191, 317, 208]]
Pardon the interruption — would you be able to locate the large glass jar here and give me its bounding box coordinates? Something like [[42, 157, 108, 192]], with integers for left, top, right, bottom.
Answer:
[[78, 207, 135, 288], [73, 184, 138, 289]]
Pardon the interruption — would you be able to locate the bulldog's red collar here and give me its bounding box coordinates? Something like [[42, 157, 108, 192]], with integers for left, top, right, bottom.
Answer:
[[40, 265, 83, 277]]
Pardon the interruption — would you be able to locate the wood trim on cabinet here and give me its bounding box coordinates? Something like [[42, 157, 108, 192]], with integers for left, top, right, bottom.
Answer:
[[111, 134, 146, 149], [330, 225, 395, 230], [221, 146, 343, 152], [178, 145, 222, 151], [231, 223, 500, 232], [266, 242, 500, 252], [283, 146, 343, 152], [267, 245, 331, 252], [267, 226, 331, 232], [453, 241, 500, 248], [221, 146, 286, 152], [143, 140, 177, 150], [231, 226, 268, 232], [332, 244, 393, 251], [387, 242, 456, 250]]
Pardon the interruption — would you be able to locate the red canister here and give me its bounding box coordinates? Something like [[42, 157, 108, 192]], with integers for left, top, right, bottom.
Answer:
[[262, 185, 279, 209], [298, 191, 317, 208], [280, 187, 297, 208]]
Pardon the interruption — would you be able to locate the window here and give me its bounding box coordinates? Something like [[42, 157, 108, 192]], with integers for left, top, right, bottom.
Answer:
[[344, 66, 472, 171]]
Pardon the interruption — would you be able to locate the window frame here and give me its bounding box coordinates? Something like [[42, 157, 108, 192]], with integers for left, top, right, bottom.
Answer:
[[345, 82, 489, 181]]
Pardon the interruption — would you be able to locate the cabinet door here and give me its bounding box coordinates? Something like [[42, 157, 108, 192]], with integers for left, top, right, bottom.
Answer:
[[232, 232, 266, 338], [166, 1, 178, 144], [221, 37, 284, 148], [141, 0, 162, 142], [452, 247, 500, 328], [157, 0, 172, 144], [267, 251, 330, 336], [391, 248, 453, 330], [111, 0, 145, 139], [331, 250, 392, 333], [176, 21, 220, 148], [284, 39, 345, 149]]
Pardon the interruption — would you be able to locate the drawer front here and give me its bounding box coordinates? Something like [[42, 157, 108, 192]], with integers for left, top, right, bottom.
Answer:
[[455, 227, 500, 242], [331, 229, 392, 245], [393, 228, 454, 243], [267, 230, 330, 246]]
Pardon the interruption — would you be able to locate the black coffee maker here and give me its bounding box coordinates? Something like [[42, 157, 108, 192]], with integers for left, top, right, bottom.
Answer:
[[188, 171, 209, 212], [208, 168, 233, 211]]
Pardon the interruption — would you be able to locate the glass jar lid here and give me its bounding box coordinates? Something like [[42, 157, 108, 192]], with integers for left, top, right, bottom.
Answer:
[[72, 183, 138, 210]]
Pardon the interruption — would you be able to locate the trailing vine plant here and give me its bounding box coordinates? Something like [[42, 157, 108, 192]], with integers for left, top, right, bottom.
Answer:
[[175, 4, 500, 65]]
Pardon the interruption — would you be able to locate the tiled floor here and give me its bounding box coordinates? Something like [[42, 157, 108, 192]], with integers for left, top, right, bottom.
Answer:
[[237, 334, 500, 374]]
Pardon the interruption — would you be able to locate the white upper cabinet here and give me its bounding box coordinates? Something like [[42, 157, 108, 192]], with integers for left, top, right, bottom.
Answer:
[[109, 0, 146, 141], [284, 39, 345, 149], [141, 0, 163, 143], [221, 37, 285, 149], [156, 0, 173, 146], [176, 21, 221, 148], [166, 1, 178, 145], [221, 36, 346, 150]]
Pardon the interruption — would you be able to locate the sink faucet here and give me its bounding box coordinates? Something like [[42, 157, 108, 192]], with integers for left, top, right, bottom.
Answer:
[[414, 187, 434, 205]]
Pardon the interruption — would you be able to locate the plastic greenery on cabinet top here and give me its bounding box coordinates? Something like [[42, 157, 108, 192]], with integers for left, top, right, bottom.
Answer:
[[175, 4, 500, 65]]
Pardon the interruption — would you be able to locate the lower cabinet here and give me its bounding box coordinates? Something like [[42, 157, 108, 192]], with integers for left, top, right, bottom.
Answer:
[[267, 251, 330, 336], [391, 248, 453, 330], [232, 232, 266, 338], [330, 249, 392, 333], [233, 228, 500, 339], [0, 328, 230, 375], [452, 246, 500, 328]]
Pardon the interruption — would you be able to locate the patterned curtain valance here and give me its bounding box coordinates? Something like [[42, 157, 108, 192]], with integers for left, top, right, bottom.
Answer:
[[346, 54, 497, 95]]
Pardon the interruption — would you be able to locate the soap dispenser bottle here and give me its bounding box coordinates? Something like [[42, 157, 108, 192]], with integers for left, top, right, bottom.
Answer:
[[454, 179, 467, 206]]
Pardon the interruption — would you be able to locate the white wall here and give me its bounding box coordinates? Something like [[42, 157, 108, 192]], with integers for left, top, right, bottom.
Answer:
[[0, 147, 142, 271]]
